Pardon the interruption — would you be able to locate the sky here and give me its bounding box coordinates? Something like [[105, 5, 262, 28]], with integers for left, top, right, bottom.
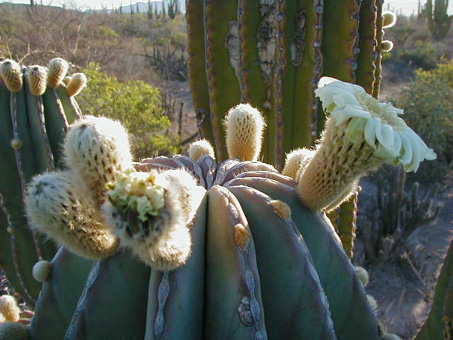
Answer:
[[0, 0, 452, 15]]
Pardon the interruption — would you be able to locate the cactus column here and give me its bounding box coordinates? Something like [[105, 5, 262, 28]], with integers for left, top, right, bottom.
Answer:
[[0, 58, 85, 304], [188, 0, 383, 168]]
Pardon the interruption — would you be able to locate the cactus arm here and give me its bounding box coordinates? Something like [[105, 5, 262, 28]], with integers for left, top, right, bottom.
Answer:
[[238, 0, 273, 163], [41, 88, 69, 169], [372, 0, 384, 98], [30, 248, 93, 340], [230, 177, 380, 339], [286, 0, 324, 152], [23, 69, 55, 171], [355, 0, 377, 93], [64, 250, 151, 340], [0, 83, 49, 303], [229, 185, 337, 339], [56, 85, 82, 124], [204, 0, 241, 161], [317, 1, 361, 262], [144, 194, 207, 340], [187, 0, 215, 145], [320, 0, 360, 83], [205, 186, 267, 339], [415, 239, 453, 340]]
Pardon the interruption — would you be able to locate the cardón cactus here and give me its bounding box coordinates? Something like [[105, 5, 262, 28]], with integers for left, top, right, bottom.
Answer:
[[0, 58, 85, 304], [0, 82, 435, 338]]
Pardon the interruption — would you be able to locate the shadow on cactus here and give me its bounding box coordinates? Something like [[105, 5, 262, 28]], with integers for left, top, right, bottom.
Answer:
[[0, 57, 86, 304], [0, 76, 437, 339]]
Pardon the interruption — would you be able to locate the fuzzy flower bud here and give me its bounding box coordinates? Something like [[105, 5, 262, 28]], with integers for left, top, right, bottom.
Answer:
[[282, 148, 315, 181], [64, 116, 133, 207], [224, 103, 266, 161], [0, 59, 23, 93], [66, 73, 87, 97], [0, 295, 20, 322], [47, 58, 69, 88], [25, 171, 119, 260], [188, 139, 215, 161], [28, 65, 48, 96]]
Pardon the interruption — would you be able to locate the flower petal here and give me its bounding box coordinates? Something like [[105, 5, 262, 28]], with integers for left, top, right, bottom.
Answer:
[[398, 132, 413, 166], [345, 117, 366, 143], [364, 118, 377, 149], [380, 123, 395, 151]]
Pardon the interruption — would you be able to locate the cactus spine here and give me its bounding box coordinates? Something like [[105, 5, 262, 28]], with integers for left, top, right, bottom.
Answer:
[[0, 58, 84, 304]]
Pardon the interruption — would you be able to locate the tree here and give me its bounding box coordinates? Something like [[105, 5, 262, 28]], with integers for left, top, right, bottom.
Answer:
[[77, 63, 179, 159]]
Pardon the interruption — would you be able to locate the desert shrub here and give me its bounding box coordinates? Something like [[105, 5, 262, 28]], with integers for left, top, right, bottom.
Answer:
[[395, 59, 453, 181], [77, 63, 179, 159]]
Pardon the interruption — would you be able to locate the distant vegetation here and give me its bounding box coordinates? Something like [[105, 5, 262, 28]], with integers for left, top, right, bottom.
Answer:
[[0, 2, 188, 156]]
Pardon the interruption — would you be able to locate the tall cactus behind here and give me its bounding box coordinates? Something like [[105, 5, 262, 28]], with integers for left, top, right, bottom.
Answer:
[[427, 0, 453, 40], [187, 0, 393, 258], [0, 58, 85, 304], [187, 0, 389, 167]]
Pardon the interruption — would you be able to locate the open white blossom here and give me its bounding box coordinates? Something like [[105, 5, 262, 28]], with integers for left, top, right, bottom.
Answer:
[[315, 77, 436, 172], [106, 168, 165, 222]]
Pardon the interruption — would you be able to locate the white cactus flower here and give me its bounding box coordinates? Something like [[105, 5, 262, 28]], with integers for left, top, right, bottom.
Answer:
[[106, 168, 165, 222], [315, 77, 436, 172]]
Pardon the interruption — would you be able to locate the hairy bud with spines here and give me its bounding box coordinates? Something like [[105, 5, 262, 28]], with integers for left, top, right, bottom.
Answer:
[[64, 115, 133, 207], [25, 171, 119, 260], [28, 65, 48, 96], [47, 58, 69, 89], [282, 148, 315, 181], [0, 59, 23, 92], [103, 168, 203, 271], [66, 73, 87, 97], [188, 139, 215, 161], [224, 103, 266, 161], [0, 295, 20, 322]]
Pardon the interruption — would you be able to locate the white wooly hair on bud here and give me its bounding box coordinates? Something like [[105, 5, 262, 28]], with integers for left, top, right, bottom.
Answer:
[[103, 169, 204, 271], [224, 103, 266, 161], [32, 260, 52, 282], [25, 171, 118, 259], [282, 148, 316, 181], [188, 139, 215, 161], [0, 295, 20, 322], [64, 116, 133, 203]]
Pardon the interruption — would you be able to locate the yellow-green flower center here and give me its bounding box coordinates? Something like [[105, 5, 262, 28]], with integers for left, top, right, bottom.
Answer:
[[355, 91, 406, 130]]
